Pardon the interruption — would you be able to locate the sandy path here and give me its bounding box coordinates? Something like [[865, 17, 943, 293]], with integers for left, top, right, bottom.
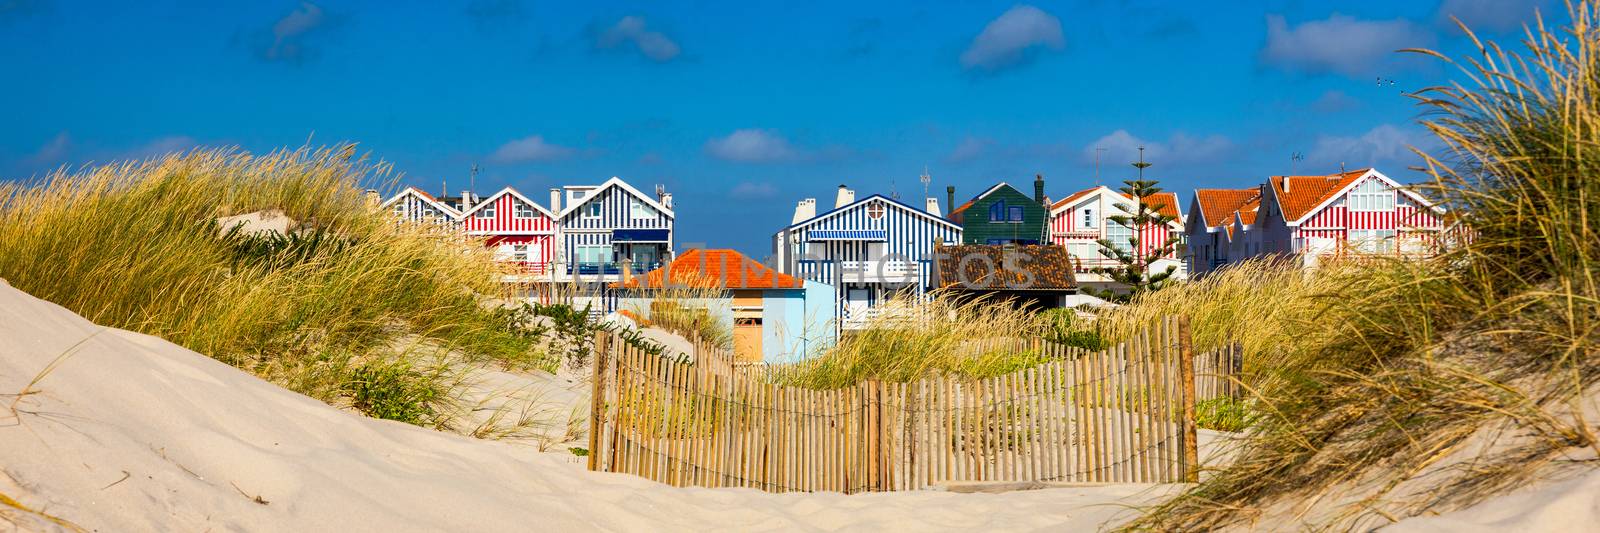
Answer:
[[0, 279, 1182, 532]]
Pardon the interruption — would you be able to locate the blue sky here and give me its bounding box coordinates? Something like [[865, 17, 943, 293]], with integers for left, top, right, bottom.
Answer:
[[0, 0, 1557, 255]]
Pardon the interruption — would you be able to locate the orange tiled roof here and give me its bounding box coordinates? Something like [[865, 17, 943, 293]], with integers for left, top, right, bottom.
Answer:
[[1050, 187, 1099, 210], [1194, 189, 1258, 227], [1271, 168, 1370, 222], [1146, 191, 1181, 219], [615, 249, 805, 289], [1236, 197, 1261, 225]]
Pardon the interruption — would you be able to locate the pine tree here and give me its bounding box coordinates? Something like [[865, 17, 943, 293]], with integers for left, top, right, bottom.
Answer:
[[1091, 147, 1182, 302]]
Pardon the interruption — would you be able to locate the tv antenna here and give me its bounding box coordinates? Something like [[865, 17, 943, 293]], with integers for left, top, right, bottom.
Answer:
[[1291, 152, 1303, 175], [919, 165, 931, 200], [1131, 146, 1152, 181], [469, 163, 479, 197]]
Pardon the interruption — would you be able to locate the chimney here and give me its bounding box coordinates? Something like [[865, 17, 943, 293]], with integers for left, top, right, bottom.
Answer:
[[549, 188, 561, 213], [364, 189, 380, 206], [1033, 174, 1046, 205], [660, 193, 673, 209], [1283, 177, 1289, 194], [834, 184, 855, 209], [925, 197, 941, 216], [946, 186, 956, 215], [792, 198, 817, 224], [460, 189, 475, 210]]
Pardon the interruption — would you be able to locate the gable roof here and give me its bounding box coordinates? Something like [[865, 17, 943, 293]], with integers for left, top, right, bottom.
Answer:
[[784, 193, 961, 232], [1049, 186, 1104, 211], [379, 186, 462, 218], [1193, 189, 1259, 228], [614, 249, 805, 289], [1048, 186, 1182, 224], [948, 182, 1027, 217], [1267, 168, 1371, 223], [934, 244, 1077, 291], [556, 176, 675, 219], [457, 186, 554, 219]]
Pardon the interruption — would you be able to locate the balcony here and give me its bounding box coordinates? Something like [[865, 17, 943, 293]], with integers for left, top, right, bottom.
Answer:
[[838, 260, 921, 283], [567, 261, 661, 276]]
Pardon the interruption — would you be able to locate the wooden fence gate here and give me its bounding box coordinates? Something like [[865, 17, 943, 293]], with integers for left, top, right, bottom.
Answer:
[[586, 316, 1235, 493]]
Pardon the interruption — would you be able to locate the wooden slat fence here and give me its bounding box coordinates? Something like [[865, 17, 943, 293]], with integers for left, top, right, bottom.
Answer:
[[588, 316, 1230, 493]]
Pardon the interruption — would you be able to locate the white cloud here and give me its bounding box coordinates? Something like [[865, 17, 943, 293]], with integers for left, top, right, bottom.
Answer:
[[959, 5, 1065, 72], [261, 1, 327, 63], [1435, 0, 1546, 34], [596, 16, 680, 62], [27, 131, 70, 164], [1306, 124, 1435, 170], [490, 135, 576, 163], [704, 129, 796, 162], [1261, 14, 1431, 77], [1083, 130, 1234, 168], [945, 136, 991, 162], [730, 181, 778, 199]]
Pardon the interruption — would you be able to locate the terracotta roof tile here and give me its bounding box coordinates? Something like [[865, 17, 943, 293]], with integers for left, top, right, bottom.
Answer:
[[1050, 187, 1099, 210], [935, 244, 1077, 290], [1194, 189, 1259, 227], [616, 249, 804, 289], [1146, 191, 1181, 219], [1271, 168, 1370, 222]]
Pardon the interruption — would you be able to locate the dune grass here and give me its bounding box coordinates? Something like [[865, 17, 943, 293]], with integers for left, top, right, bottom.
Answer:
[[1125, 5, 1600, 529], [0, 146, 553, 425], [772, 290, 1067, 389]]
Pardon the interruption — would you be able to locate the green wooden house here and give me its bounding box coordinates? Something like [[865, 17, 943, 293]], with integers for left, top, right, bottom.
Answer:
[[945, 175, 1050, 245]]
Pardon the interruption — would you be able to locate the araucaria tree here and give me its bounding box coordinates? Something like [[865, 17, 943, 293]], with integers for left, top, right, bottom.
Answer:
[[1092, 147, 1181, 302]]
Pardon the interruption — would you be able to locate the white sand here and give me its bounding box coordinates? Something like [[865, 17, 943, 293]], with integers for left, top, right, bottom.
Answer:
[[1383, 468, 1600, 533], [0, 280, 1184, 532]]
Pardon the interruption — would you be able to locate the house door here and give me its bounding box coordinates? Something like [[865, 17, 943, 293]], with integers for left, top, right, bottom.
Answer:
[[846, 288, 871, 319], [733, 317, 763, 362]]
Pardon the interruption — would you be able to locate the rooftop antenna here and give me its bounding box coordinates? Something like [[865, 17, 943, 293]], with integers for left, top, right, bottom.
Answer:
[[442, 177, 447, 198], [920, 165, 931, 200], [1291, 151, 1304, 175], [1094, 147, 1107, 185], [890, 178, 900, 200], [469, 163, 479, 197], [1131, 146, 1152, 181], [1340, 161, 1346, 174]]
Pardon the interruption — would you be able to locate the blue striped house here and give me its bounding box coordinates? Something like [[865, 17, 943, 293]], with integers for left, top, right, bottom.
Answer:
[[378, 186, 463, 229], [772, 185, 961, 327], [550, 176, 675, 279]]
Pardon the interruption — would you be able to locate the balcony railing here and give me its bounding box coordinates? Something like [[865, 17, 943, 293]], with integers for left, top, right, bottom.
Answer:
[[839, 260, 920, 281], [567, 261, 662, 275]]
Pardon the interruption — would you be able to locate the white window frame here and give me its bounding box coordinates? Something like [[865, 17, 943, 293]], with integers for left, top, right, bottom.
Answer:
[[582, 202, 602, 220], [1105, 221, 1132, 252], [630, 197, 654, 220], [512, 243, 529, 262], [514, 202, 534, 219], [575, 245, 610, 265], [1348, 179, 1396, 213], [1083, 208, 1096, 228], [477, 204, 495, 219]]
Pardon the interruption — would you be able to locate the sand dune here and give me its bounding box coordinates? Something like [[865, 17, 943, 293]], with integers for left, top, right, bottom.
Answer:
[[0, 279, 1182, 532]]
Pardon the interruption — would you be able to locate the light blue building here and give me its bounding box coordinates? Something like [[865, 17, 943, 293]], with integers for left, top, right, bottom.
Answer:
[[772, 185, 962, 329], [612, 249, 836, 363]]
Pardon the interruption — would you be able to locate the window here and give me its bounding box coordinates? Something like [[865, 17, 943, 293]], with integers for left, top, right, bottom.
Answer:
[[512, 244, 529, 262], [575, 245, 611, 265], [866, 202, 885, 219], [514, 202, 534, 218], [989, 201, 1006, 222], [1008, 206, 1024, 222], [583, 202, 602, 219], [1083, 208, 1096, 228], [1350, 229, 1397, 254], [1349, 179, 1396, 212], [1105, 221, 1133, 252], [392, 204, 405, 216], [477, 204, 495, 219], [630, 198, 654, 219]]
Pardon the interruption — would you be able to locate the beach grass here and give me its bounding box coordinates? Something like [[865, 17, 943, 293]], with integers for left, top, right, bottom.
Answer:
[[1126, 4, 1600, 529], [0, 145, 552, 424]]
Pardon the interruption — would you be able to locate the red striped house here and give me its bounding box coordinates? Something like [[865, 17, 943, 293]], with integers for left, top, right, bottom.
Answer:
[[1187, 168, 1448, 275], [1047, 186, 1186, 286], [458, 187, 557, 275]]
